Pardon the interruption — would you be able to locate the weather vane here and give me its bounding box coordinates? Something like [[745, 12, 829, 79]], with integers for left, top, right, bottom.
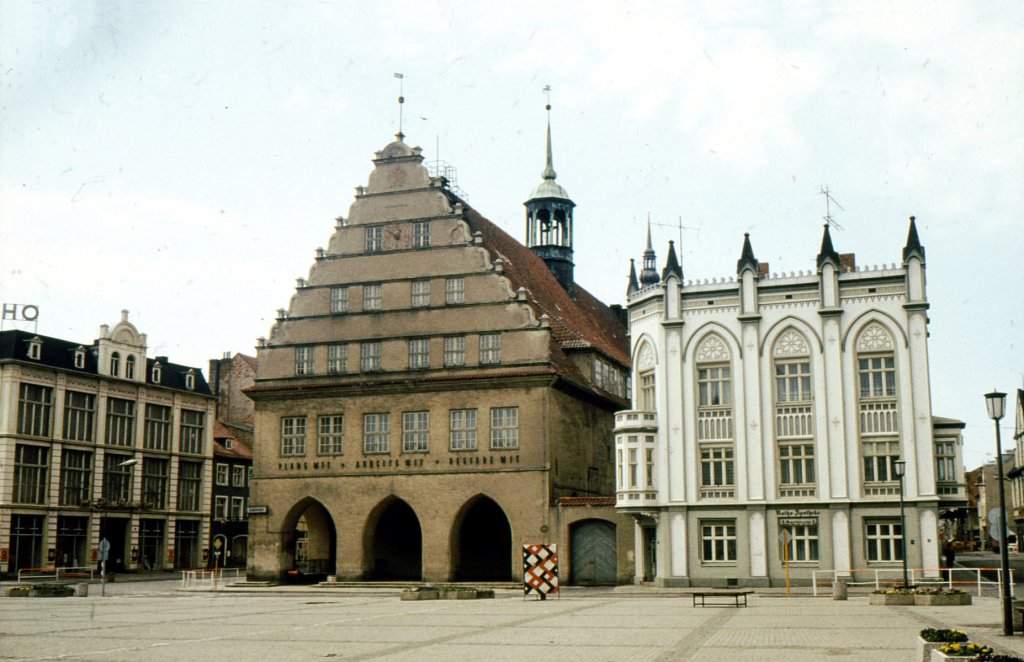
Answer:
[[543, 84, 551, 110], [394, 73, 405, 139], [820, 186, 844, 231]]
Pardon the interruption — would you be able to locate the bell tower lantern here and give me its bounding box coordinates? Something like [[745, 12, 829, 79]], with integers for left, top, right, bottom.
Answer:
[[525, 101, 575, 293]]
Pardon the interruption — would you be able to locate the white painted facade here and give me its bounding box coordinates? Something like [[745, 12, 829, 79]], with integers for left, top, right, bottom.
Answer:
[[614, 221, 966, 587]]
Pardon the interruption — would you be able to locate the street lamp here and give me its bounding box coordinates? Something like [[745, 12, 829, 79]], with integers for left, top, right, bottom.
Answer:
[[894, 459, 909, 589], [985, 390, 1012, 636]]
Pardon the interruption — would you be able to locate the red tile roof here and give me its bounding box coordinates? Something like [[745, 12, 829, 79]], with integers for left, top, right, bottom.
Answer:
[[556, 496, 616, 506], [464, 208, 629, 367], [212, 421, 253, 459]]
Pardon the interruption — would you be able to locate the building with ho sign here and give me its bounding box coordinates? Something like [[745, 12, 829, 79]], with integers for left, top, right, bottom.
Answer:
[[246, 111, 632, 584], [0, 311, 214, 575], [614, 221, 966, 586]]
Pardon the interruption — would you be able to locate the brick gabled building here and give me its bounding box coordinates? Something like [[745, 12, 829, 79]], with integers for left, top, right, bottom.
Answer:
[[247, 119, 633, 584]]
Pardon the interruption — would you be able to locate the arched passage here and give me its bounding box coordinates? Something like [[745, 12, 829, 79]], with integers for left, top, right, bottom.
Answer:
[[570, 519, 617, 586], [451, 495, 512, 581], [280, 498, 336, 583], [364, 498, 422, 580]]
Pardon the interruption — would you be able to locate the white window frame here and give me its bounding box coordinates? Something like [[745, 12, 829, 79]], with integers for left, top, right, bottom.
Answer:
[[363, 413, 390, 454], [365, 225, 383, 253], [230, 496, 245, 520], [781, 523, 819, 562], [330, 286, 349, 313], [480, 333, 500, 365], [413, 221, 430, 248], [231, 465, 245, 487], [445, 277, 464, 305], [444, 336, 465, 367], [865, 520, 903, 562], [281, 417, 306, 456], [328, 344, 347, 374], [778, 443, 815, 486], [363, 284, 382, 311], [360, 342, 381, 372], [402, 411, 429, 453], [449, 409, 478, 451], [318, 414, 344, 455], [215, 495, 229, 520], [215, 463, 229, 486], [700, 520, 737, 563], [408, 338, 429, 369], [295, 346, 314, 375], [411, 280, 430, 308], [489, 407, 519, 449]]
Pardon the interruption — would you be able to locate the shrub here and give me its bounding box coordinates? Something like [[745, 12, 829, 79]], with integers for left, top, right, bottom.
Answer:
[[920, 628, 968, 643]]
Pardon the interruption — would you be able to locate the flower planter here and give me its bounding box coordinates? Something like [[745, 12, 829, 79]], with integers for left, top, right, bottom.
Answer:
[[914, 593, 972, 606], [870, 592, 914, 605], [400, 589, 439, 601], [930, 650, 977, 661], [917, 637, 947, 662], [6, 585, 75, 598], [929, 643, 994, 661]]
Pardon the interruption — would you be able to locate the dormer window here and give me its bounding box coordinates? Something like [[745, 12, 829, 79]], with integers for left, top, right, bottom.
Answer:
[[110, 352, 120, 377], [151, 362, 162, 384], [73, 346, 86, 369], [125, 355, 136, 380], [184, 369, 195, 391], [26, 336, 42, 360], [225, 438, 233, 449]]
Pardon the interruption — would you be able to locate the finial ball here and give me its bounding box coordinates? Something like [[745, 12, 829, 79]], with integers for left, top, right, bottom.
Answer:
[[398, 96, 405, 104], [545, 104, 551, 111]]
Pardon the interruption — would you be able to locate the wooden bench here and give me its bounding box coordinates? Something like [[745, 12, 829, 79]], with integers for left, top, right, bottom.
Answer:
[[691, 590, 754, 607]]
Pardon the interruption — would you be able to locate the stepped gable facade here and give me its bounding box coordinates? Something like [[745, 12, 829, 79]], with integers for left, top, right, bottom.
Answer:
[[246, 129, 632, 584]]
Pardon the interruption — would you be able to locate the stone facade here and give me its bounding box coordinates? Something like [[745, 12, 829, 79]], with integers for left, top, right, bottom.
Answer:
[[0, 312, 215, 575], [247, 127, 633, 584], [615, 222, 966, 587]]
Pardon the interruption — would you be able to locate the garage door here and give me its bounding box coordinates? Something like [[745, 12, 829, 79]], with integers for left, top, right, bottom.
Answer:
[[570, 520, 617, 585]]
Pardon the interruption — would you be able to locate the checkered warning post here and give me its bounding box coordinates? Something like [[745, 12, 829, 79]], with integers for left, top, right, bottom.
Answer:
[[523, 543, 558, 597]]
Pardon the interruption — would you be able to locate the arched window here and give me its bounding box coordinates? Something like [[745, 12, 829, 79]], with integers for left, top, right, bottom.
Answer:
[[125, 355, 136, 380], [151, 362, 162, 384], [184, 369, 195, 391], [855, 322, 900, 496], [695, 334, 734, 499], [773, 329, 815, 498], [635, 342, 656, 411], [27, 337, 42, 360], [110, 352, 120, 377], [73, 347, 86, 369]]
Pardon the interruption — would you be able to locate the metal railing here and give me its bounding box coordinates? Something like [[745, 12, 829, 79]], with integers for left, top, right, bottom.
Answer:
[[17, 566, 95, 583], [812, 567, 1016, 597], [180, 567, 243, 589]]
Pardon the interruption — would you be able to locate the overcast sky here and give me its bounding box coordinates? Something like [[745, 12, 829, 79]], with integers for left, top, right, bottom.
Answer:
[[1, 1, 1021, 468]]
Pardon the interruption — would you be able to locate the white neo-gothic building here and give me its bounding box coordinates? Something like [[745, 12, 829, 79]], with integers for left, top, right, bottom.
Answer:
[[614, 219, 966, 587]]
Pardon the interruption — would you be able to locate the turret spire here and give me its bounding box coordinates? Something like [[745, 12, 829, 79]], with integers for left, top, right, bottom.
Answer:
[[902, 215, 925, 263], [816, 223, 840, 270], [662, 240, 682, 281], [627, 259, 639, 296], [639, 219, 659, 286], [737, 233, 759, 276], [524, 87, 576, 293]]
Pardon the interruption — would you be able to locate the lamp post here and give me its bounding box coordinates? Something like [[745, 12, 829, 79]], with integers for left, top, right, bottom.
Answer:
[[894, 459, 909, 589], [985, 390, 1012, 636]]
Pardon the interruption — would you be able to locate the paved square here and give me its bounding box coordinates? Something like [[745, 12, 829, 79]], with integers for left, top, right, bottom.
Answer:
[[3, 583, 1024, 661]]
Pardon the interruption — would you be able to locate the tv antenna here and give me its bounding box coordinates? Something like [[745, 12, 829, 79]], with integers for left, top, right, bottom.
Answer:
[[650, 214, 701, 248], [820, 186, 844, 231]]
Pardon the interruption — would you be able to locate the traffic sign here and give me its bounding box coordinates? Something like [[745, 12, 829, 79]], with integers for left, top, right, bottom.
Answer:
[[98, 538, 111, 562]]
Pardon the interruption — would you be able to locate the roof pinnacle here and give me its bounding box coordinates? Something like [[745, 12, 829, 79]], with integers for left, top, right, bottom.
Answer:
[[542, 92, 557, 181]]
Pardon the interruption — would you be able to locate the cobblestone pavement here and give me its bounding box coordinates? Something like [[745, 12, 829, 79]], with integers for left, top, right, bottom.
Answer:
[[3, 583, 1024, 661]]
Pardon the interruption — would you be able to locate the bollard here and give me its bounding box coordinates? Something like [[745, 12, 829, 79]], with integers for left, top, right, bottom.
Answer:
[[832, 576, 849, 601], [74, 583, 89, 597]]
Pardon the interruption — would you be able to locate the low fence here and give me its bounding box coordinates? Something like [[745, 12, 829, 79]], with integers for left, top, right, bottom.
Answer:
[[17, 567, 95, 583], [812, 567, 1016, 597], [180, 567, 244, 589]]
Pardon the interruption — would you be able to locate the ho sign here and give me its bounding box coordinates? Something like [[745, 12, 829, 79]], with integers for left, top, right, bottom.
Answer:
[[2, 303, 39, 322]]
